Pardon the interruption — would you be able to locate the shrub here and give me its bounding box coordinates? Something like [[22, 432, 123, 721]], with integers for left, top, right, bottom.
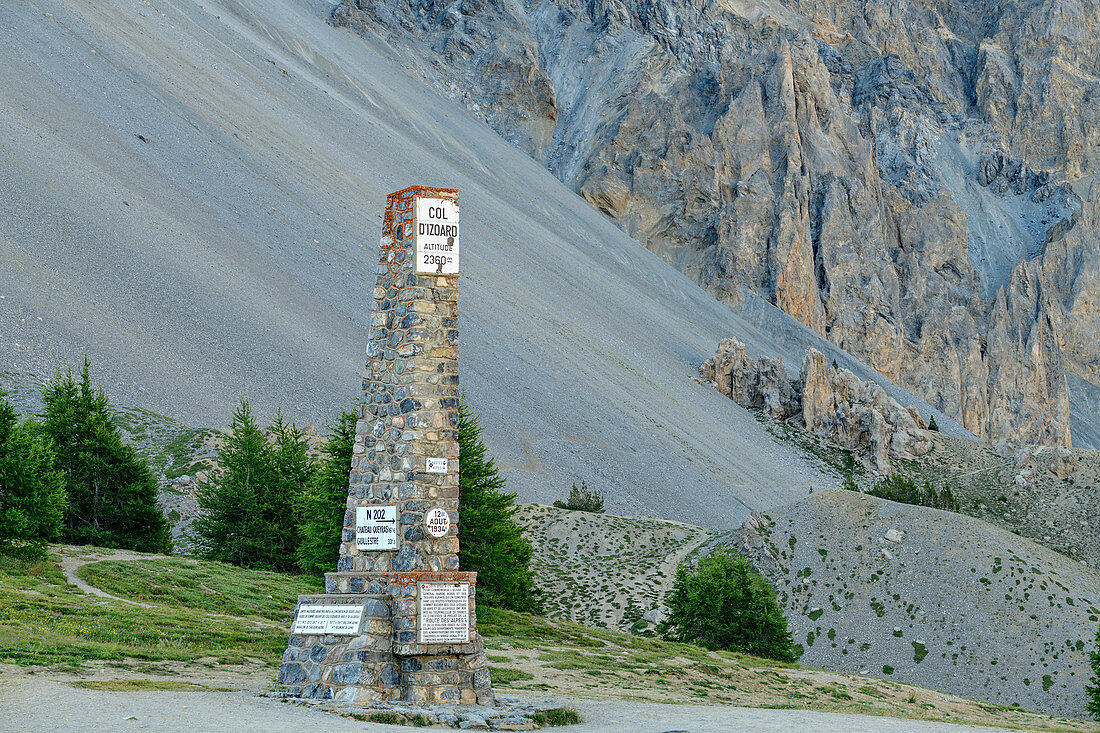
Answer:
[[867, 473, 958, 512], [296, 407, 358, 575], [0, 389, 66, 551], [457, 400, 540, 613], [1087, 624, 1100, 719], [40, 360, 170, 553], [194, 401, 309, 571], [553, 481, 604, 513], [660, 550, 796, 662], [544, 707, 581, 726], [927, 414, 939, 431]]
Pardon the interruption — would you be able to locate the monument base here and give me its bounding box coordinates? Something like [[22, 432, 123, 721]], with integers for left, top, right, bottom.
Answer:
[[277, 572, 493, 705]]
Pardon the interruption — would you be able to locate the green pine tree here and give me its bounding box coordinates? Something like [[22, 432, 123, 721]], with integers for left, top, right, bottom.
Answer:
[[0, 389, 66, 551], [660, 550, 796, 662], [1087, 623, 1100, 719], [195, 401, 309, 571], [457, 400, 540, 613], [267, 410, 311, 571], [297, 407, 358, 575], [928, 414, 940, 432], [40, 360, 169, 553]]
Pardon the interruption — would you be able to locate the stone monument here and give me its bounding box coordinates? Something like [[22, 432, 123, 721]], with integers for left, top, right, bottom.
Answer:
[[278, 186, 493, 705]]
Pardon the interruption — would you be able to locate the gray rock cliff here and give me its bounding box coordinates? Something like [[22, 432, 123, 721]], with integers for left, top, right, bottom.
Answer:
[[334, 0, 1100, 447], [702, 338, 932, 470]]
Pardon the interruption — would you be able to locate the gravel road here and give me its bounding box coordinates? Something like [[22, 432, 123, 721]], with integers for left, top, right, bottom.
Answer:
[[0, 677, 1022, 733]]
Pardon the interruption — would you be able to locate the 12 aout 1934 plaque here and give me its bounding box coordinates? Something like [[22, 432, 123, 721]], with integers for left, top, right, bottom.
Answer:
[[292, 604, 365, 635], [418, 583, 470, 644]]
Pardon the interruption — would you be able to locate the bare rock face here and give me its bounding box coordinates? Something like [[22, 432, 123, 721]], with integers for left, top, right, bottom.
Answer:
[[700, 338, 800, 420], [702, 341, 932, 471], [799, 348, 933, 472], [334, 0, 1100, 447], [1012, 445, 1079, 480]]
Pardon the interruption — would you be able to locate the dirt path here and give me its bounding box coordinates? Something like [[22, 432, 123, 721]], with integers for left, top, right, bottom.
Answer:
[[55, 546, 173, 608]]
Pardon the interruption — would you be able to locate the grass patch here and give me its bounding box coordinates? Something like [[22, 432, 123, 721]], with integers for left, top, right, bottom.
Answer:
[[77, 558, 322, 621], [488, 666, 534, 685], [0, 552, 286, 668], [533, 707, 581, 726]]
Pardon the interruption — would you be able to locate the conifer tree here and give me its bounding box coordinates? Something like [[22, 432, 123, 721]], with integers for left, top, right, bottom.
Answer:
[[1087, 623, 1100, 718], [457, 400, 539, 613], [0, 389, 66, 551], [40, 360, 169, 552], [267, 410, 311, 569], [195, 401, 309, 571], [297, 407, 357, 575], [660, 550, 796, 662]]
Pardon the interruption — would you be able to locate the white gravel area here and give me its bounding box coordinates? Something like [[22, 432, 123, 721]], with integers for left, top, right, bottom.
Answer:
[[0, 678, 1021, 733]]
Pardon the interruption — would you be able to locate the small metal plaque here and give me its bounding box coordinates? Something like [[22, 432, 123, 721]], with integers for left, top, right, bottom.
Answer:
[[292, 604, 365, 635], [418, 583, 470, 644], [356, 505, 397, 550], [426, 457, 448, 474], [424, 507, 451, 537]]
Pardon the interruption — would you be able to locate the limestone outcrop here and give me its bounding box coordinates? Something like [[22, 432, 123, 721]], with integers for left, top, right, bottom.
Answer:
[[698, 338, 799, 420], [335, 0, 1100, 448], [701, 339, 932, 471], [799, 348, 933, 472]]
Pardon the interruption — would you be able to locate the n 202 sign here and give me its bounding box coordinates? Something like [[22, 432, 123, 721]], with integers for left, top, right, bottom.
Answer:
[[356, 505, 397, 550]]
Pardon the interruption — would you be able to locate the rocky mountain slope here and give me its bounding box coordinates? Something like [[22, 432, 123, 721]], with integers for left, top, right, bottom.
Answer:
[[1, 0, 976, 528], [333, 0, 1100, 448], [889, 433, 1100, 571], [730, 490, 1100, 718]]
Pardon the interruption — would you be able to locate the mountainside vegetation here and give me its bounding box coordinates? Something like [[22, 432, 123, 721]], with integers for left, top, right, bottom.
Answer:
[[458, 401, 540, 614], [0, 361, 171, 555], [661, 550, 796, 662], [296, 407, 358, 576], [193, 401, 310, 572], [0, 390, 65, 551]]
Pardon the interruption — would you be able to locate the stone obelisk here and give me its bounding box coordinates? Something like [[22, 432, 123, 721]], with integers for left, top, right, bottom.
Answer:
[[278, 186, 493, 706]]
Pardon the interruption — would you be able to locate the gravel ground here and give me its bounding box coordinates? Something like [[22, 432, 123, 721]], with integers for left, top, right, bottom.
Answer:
[[0, 677, 1026, 733], [0, 0, 967, 529]]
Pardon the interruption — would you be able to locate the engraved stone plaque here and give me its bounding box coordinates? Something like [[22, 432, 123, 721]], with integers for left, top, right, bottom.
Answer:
[[418, 583, 470, 644], [292, 604, 365, 635]]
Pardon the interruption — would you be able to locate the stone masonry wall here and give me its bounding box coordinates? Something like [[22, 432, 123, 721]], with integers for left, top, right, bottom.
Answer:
[[341, 186, 461, 574], [279, 186, 492, 707]]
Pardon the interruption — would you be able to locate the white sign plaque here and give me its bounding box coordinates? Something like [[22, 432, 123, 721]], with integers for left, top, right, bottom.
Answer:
[[293, 604, 365, 635], [426, 457, 448, 474], [418, 583, 470, 644], [356, 505, 397, 550], [424, 507, 451, 538], [414, 197, 459, 275]]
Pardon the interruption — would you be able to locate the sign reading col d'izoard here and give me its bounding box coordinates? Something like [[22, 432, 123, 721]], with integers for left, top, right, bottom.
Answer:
[[414, 197, 459, 275]]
